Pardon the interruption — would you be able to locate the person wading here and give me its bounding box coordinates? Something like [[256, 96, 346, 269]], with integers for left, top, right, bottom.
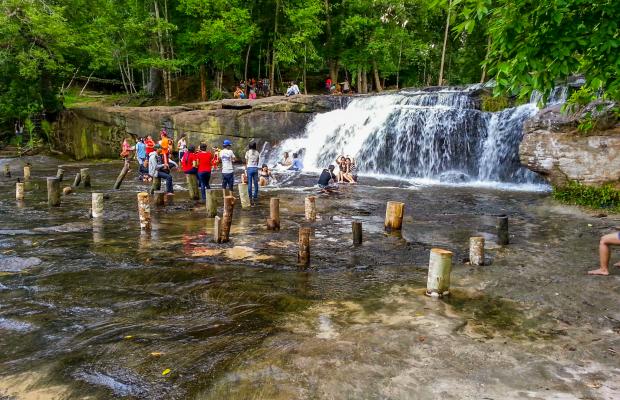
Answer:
[[196, 143, 213, 200], [245, 142, 260, 206], [220, 139, 236, 191]]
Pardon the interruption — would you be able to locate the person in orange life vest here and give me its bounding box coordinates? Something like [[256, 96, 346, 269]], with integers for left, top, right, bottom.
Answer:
[[159, 131, 170, 165]]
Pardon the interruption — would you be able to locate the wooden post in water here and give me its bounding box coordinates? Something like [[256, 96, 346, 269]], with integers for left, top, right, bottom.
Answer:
[[164, 193, 174, 206], [56, 168, 64, 182], [16, 182, 24, 200], [352, 221, 363, 245], [23, 164, 31, 180], [497, 215, 509, 245], [137, 192, 151, 230], [92, 193, 104, 218], [222, 188, 231, 198], [4, 164, 10, 177], [153, 191, 165, 207], [426, 248, 452, 297], [150, 177, 161, 194], [72, 172, 81, 187], [238, 183, 251, 209], [80, 168, 91, 188], [219, 196, 235, 242], [114, 162, 130, 190], [304, 196, 316, 221], [384, 201, 405, 231], [186, 175, 200, 200], [267, 198, 280, 230], [298, 226, 311, 267], [47, 177, 61, 207], [469, 236, 485, 266], [213, 216, 222, 243], [206, 189, 218, 218]]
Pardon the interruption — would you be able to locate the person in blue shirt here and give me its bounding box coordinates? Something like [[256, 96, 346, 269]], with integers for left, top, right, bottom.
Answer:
[[288, 153, 304, 171], [135, 137, 147, 166]]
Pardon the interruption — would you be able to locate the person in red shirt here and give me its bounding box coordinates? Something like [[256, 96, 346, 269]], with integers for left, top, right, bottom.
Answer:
[[145, 135, 155, 155], [196, 143, 213, 200], [181, 145, 199, 191]]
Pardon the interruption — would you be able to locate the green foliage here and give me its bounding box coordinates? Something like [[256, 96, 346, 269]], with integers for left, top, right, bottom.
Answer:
[[553, 181, 620, 212], [481, 95, 509, 112]]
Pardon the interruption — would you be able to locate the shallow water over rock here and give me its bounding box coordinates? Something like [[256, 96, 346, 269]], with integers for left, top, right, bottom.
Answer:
[[0, 157, 618, 399]]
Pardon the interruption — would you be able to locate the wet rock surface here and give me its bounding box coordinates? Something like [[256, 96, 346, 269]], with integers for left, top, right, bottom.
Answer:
[[0, 156, 619, 399], [53, 96, 347, 160], [521, 102, 620, 188]]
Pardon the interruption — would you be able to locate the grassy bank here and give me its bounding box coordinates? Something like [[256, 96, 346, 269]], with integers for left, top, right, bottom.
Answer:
[[553, 181, 620, 213]]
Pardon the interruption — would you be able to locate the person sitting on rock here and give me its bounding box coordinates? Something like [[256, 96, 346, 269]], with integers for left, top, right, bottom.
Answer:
[[317, 165, 337, 190], [288, 153, 304, 171], [286, 81, 300, 97], [259, 164, 273, 186], [148, 144, 174, 194], [588, 232, 620, 275]]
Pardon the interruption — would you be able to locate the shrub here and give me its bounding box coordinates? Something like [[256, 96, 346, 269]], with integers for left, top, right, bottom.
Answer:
[[553, 181, 620, 212]]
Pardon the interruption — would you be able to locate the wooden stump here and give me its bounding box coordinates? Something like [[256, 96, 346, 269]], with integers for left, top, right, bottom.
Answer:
[[164, 193, 174, 206], [114, 162, 130, 190], [63, 186, 73, 195], [206, 189, 218, 218], [267, 198, 280, 230], [304, 196, 316, 221], [92, 193, 104, 218], [80, 168, 91, 188], [4, 164, 10, 177], [15, 182, 24, 200], [497, 215, 509, 245], [150, 177, 161, 194], [72, 172, 81, 187], [469, 236, 485, 266], [23, 164, 31, 180], [298, 226, 311, 267], [137, 192, 151, 230], [153, 191, 165, 206], [385, 201, 405, 231], [426, 248, 452, 297], [238, 183, 251, 209], [47, 177, 61, 207], [219, 196, 235, 243], [56, 168, 64, 181], [222, 189, 231, 198], [213, 216, 222, 243], [186, 174, 199, 200], [352, 221, 363, 245]]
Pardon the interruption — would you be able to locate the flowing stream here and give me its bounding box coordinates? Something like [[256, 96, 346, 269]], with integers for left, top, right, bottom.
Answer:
[[265, 88, 545, 189]]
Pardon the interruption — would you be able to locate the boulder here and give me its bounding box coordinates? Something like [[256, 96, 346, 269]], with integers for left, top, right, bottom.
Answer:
[[520, 102, 620, 188]]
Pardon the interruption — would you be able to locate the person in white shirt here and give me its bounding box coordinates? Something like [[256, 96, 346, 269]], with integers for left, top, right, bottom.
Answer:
[[220, 139, 236, 190], [245, 142, 261, 205], [286, 81, 300, 96]]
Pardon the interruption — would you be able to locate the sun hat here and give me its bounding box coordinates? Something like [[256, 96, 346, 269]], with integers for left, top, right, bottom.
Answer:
[[223, 139, 232, 146]]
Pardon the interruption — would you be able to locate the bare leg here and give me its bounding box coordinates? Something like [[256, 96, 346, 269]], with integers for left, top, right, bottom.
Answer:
[[588, 232, 620, 275]]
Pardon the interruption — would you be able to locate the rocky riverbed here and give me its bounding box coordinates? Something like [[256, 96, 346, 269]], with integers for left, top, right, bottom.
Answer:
[[0, 157, 618, 399]]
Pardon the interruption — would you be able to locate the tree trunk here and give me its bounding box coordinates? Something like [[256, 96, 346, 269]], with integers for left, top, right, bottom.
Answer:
[[357, 66, 362, 93], [438, 0, 452, 86], [153, 0, 170, 102], [372, 60, 382, 92], [81, 71, 95, 96], [480, 35, 491, 83], [269, 0, 280, 96], [244, 43, 252, 95], [146, 68, 161, 96], [329, 61, 339, 86], [396, 38, 403, 89], [361, 67, 368, 94], [303, 43, 307, 95], [200, 64, 207, 101]]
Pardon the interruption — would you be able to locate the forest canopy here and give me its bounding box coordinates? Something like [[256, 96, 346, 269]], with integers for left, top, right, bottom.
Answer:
[[0, 0, 618, 127]]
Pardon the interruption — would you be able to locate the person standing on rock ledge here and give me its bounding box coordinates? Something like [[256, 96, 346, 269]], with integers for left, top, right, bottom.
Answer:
[[220, 139, 236, 191], [588, 232, 620, 275]]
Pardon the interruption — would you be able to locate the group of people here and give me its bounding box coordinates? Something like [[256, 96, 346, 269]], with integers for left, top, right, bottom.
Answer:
[[325, 77, 351, 95], [233, 78, 271, 99]]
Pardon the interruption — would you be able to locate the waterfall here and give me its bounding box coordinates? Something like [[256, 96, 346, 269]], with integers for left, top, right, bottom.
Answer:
[[265, 88, 546, 188]]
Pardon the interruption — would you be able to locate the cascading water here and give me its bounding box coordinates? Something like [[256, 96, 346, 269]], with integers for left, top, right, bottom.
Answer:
[[265, 87, 545, 188]]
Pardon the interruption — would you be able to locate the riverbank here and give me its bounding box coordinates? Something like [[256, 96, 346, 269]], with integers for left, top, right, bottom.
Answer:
[[0, 156, 618, 399]]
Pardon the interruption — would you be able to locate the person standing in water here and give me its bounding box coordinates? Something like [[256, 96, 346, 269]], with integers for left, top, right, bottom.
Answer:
[[588, 232, 620, 275], [145, 135, 155, 156], [220, 139, 236, 191], [135, 137, 146, 166], [148, 144, 174, 194], [196, 143, 213, 200], [177, 134, 188, 162], [245, 142, 260, 206], [159, 131, 170, 165]]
